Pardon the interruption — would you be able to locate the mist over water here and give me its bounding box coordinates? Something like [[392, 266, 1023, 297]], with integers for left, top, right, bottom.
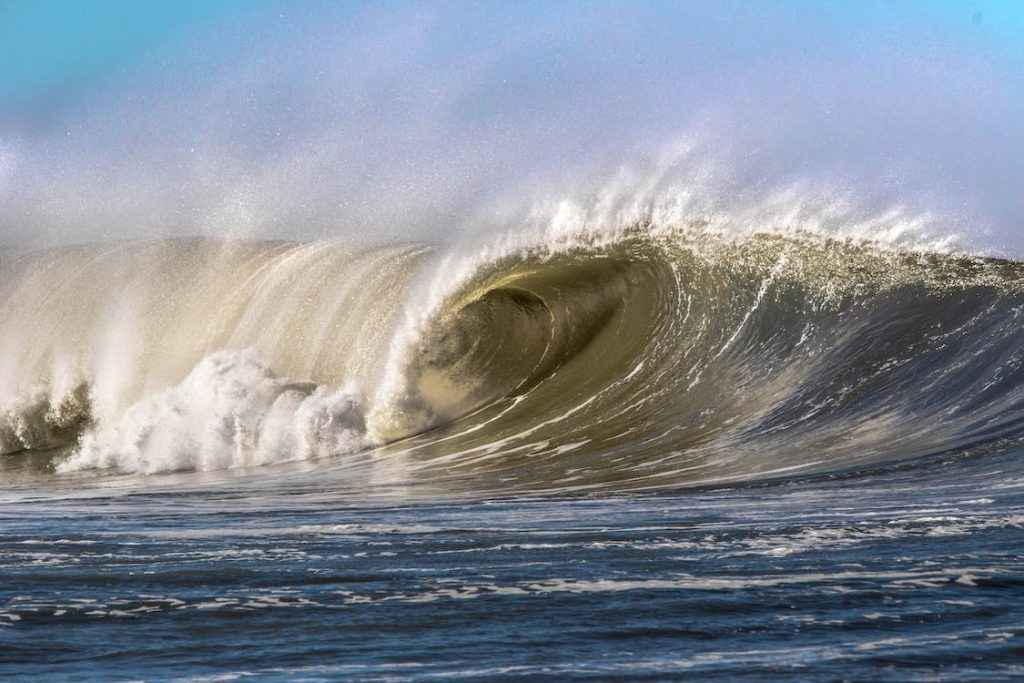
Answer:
[[1, 1, 1022, 251]]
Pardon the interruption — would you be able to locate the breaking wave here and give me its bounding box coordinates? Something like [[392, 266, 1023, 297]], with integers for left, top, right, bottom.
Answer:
[[2, 220, 1024, 492]]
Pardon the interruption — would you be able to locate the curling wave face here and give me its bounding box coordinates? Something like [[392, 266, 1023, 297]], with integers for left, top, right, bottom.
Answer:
[[2, 227, 1024, 493]]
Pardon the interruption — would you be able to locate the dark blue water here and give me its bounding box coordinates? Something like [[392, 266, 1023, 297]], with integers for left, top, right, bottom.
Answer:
[[2, 447, 1022, 681]]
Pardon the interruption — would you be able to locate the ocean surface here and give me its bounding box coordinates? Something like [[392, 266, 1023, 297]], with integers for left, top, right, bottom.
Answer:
[[2, 228, 1023, 680]]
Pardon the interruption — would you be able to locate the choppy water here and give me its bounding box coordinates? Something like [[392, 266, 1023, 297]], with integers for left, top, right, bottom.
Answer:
[[2, 450, 1022, 681], [2, 225, 1024, 680]]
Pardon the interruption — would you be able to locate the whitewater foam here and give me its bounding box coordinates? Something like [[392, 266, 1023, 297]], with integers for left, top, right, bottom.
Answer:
[[58, 350, 367, 474]]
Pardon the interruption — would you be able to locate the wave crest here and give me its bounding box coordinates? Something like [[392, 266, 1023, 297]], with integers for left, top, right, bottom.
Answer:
[[2, 228, 1024, 490]]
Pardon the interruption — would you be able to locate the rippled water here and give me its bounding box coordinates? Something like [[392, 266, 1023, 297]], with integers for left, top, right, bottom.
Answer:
[[3, 444, 1022, 681]]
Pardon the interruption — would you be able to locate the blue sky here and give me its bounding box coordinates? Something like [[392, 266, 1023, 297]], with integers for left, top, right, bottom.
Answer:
[[0, 1, 245, 109], [3, 1, 1019, 108], [1, 1, 1022, 251]]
